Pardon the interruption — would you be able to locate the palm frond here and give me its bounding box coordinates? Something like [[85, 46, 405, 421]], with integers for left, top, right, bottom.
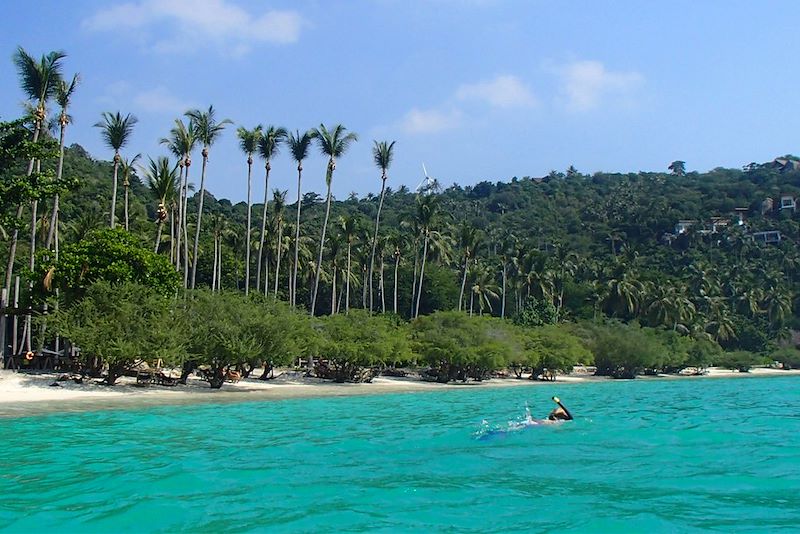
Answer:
[[12, 47, 66, 105], [258, 125, 288, 160], [94, 111, 138, 152], [186, 105, 232, 147], [372, 140, 396, 172], [312, 123, 358, 158], [287, 129, 314, 163], [236, 125, 262, 156]]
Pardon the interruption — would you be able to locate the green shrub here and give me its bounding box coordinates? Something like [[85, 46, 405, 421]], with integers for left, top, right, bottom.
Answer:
[[712, 351, 770, 372], [316, 311, 412, 382], [53, 281, 187, 385], [413, 311, 522, 382], [589, 322, 669, 378], [771, 347, 800, 370]]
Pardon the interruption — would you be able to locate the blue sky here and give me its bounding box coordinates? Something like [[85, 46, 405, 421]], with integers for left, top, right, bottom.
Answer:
[[1, 0, 799, 203]]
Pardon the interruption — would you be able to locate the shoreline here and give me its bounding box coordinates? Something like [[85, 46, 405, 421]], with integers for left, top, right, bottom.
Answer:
[[1, 367, 799, 418]]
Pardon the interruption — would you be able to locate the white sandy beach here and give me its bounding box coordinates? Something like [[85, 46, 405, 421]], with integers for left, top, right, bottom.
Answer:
[[1, 367, 798, 417]]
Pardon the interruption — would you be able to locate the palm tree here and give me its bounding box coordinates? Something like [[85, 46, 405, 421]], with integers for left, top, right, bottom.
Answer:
[[45, 73, 79, 251], [369, 140, 395, 313], [340, 215, 359, 314], [144, 156, 179, 253], [186, 106, 231, 289], [209, 213, 228, 291], [236, 125, 262, 295], [469, 261, 500, 316], [119, 153, 141, 232], [160, 119, 196, 284], [271, 189, 288, 297], [387, 230, 407, 315], [287, 130, 314, 307], [328, 231, 345, 314], [256, 125, 287, 294], [455, 223, 480, 312], [94, 111, 138, 229], [414, 194, 439, 318], [5, 47, 65, 298], [309, 124, 358, 315]]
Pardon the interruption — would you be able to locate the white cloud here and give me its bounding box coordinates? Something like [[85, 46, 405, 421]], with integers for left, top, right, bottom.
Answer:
[[559, 60, 643, 111], [133, 86, 193, 114], [82, 0, 304, 55], [456, 75, 537, 108], [400, 107, 463, 134]]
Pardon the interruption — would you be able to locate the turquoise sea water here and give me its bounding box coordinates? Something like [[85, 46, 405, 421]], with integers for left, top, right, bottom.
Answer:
[[1, 376, 799, 533]]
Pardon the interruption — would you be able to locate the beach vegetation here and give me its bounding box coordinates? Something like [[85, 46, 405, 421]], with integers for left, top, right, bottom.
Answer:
[[413, 312, 523, 382], [316, 310, 411, 382], [184, 291, 315, 388], [771, 347, 800, 370], [52, 281, 187, 384], [712, 351, 771, 373], [36, 228, 180, 303]]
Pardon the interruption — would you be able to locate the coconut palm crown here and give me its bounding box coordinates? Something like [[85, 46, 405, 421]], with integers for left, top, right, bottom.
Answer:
[[94, 111, 138, 228], [236, 124, 262, 295], [185, 105, 231, 289], [12, 47, 66, 122], [287, 129, 315, 307], [368, 139, 395, 312], [309, 123, 358, 315], [255, 125, 287, 294]]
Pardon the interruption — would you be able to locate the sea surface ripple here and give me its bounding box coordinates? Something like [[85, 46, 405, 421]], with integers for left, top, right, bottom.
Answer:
[[1, 376, 799, 532]]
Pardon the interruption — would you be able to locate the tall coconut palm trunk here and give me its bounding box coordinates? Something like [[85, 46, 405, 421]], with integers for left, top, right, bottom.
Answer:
[[274, 221, 284, 297], [46, 121, 67, 250], [191, 148, 208, 289], [369, 176, 387, 313], [244, 157, 253, 295], [155, 220, 164, 253], [292, 165, 302, 307], [379, 255, 386, 313], [501, 262, 507, 319], [175, 162, 185, 269], [458, 255, 469, 312], [345, 242, 352, 314], [110, 153, 120, 228], [123, 184, 130, 231], [257, 164, 270, 293], [182, 160, 191, 288], [211, 235, 218, 291], [393, 250, 400, 315], [330, 262, 337, 315], [415, 233, 429, 319], [311, 160, 334, 315]]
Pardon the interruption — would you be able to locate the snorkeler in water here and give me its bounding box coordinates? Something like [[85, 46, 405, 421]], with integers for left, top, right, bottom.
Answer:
[[547, 396, 573, 421], [526, 396, 573, 425]]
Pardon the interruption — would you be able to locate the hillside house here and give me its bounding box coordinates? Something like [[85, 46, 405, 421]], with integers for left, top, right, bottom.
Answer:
[[674, 220, 696, 234], [733, 207, 748, 225], [751, 230, 781, 244], [780, 195, 796, 212]]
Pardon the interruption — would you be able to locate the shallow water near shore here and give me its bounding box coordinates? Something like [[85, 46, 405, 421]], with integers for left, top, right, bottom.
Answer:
[[1, 376, 799, 532]]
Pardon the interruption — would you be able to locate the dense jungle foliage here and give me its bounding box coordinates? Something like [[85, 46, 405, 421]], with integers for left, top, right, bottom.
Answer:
[[4, 46, 800, 384]]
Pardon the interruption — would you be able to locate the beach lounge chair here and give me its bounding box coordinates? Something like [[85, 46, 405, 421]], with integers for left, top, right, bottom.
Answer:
[[135, 371, 155, 387], [156, 371, 178, 386]]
